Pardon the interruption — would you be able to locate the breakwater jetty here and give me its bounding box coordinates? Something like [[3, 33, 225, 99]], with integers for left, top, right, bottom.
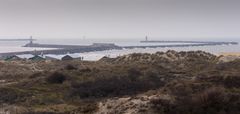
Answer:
[[140, 40, 238, 45], [125, 41, 238, 49], [0, 43, 122, 58], [0, 39, 238, 58]]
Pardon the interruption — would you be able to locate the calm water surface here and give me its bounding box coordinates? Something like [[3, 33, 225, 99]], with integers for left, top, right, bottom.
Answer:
[[0, 38, 239, 61]]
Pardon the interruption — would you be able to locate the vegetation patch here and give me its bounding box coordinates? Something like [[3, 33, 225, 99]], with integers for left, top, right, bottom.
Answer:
[[68, 74, 164, 98], [0, 51, 240, 114], [46, 72, 67, 84], [0, 87, 29, 104]]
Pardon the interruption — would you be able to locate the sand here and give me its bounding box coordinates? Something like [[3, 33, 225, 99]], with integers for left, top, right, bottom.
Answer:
[[220, 52, 240, 56]]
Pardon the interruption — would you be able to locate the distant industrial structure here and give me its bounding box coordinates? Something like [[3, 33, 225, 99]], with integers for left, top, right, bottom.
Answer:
[[145, 36, 148, 41]]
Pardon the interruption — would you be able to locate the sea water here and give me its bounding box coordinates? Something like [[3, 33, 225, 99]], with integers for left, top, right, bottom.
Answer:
[[0, 38, 239, 61]]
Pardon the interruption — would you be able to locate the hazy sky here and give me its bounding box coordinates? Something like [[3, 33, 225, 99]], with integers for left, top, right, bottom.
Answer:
[[0, 0, 239, 40]]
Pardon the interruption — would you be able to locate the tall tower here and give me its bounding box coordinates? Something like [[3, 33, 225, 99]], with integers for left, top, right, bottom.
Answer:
[[30, 36, 33, 44], [145, 36, 148, 41]]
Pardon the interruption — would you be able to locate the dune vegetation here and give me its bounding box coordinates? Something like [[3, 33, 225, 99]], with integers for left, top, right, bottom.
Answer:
[[0, 50, 240, 114]]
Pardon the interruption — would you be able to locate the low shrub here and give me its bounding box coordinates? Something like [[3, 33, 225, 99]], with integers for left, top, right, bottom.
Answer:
[[64, 64, 77, 70], [151, 87, 240, 114], [68, 75, 163, 99], [72, 101, 98, 114], [127, 67, 141, 81], [150, 98, 175, 114], [23, 112, 63, 114], [0, 87, 27, 104], [46, 72, 67, 84]]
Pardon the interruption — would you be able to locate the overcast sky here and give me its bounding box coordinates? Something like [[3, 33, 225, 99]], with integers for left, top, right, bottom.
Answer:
[[0, 0, 239, 40]]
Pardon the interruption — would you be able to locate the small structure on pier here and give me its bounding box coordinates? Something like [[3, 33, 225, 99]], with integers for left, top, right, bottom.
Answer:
[[29, 55, 45, 61], [145, 36, 148, 41], [24, 36, 37, 47], [5, 55, 22, 61], [29, 36, 34, 44], [61, 55, 73, 61]]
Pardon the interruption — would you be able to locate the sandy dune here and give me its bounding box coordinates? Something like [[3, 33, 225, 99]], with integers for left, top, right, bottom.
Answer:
[[220, 52, 240, 56]]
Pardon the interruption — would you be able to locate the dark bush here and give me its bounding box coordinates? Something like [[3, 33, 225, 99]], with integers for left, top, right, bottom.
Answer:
[[197, 75, 240, 88], [64, 64, 77, 70], [71, 101, 98, 114], [223, 76, 240, 88], [128, 67, 141, 77], [68, 75, 163, 99], [127, 67, 141, 81], [46, 72, 66, 84], [23, 112, 64, 114], [190, 87, 233, 114], [151, 87, 240, 114], [150, 98, 175, 114], [79, 67, 91, 72], [192, 87, 226, 106], [0, 87, 27, 104]]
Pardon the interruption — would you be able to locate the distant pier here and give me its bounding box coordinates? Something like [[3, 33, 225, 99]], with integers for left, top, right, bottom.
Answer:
[[24, 42, 119, 49], [0, 38, 238, 58], [0, 43, 122, 57], [140, 40, 238, 45], [124, 43, 237, 49]]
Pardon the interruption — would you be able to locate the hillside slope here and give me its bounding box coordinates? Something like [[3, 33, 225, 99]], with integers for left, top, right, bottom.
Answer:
[[0, 51, 239, 114]]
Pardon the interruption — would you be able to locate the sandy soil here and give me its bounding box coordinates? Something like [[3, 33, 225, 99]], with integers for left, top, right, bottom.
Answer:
[[220, 52, 240, 56]]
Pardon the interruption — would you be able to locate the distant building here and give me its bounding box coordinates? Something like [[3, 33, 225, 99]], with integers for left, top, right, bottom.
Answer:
[[61, 55, 73, 61], [5, 55, 22, 61], [29, 55, 45, 61], [30, 36, 33, 44]]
